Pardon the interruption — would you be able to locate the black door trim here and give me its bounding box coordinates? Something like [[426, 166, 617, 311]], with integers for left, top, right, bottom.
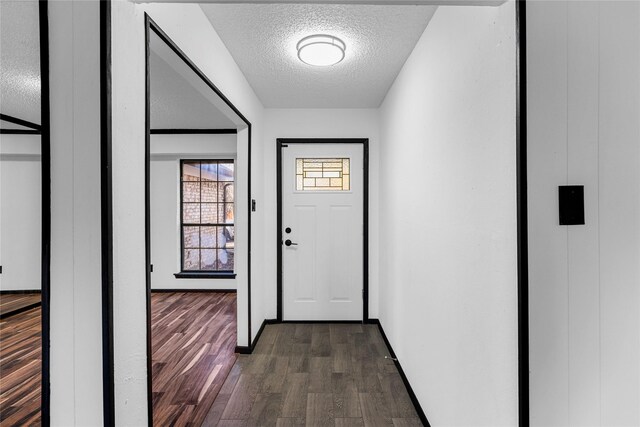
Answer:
[[0, 129, 41, 135], [99, 0, 115, 425], [276, 138, 369, 322], [39, 1, 51, 424], [150, 128, 237, 135], [144, 15, 253, 425], [515, 1, 529, 425]]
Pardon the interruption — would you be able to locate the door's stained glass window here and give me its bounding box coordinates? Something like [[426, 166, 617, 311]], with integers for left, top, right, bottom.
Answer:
[[296, 158, 350, 191], [180, 160, 235, 272]]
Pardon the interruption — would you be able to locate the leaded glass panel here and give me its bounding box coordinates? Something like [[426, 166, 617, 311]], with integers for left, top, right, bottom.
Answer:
[[295, 158, 350, 191]]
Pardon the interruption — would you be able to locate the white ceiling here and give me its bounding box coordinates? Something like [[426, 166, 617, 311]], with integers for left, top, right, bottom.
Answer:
[[0, 0, 41, 126], [200, 3, 437, 108], [150, 51, 237, 129], [149, 29, 240, 129]]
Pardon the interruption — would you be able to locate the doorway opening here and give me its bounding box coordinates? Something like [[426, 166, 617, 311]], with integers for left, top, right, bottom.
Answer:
[[276, 139, 369, 322], [145, 16, 252, 425], [0, 0, 50, 424]]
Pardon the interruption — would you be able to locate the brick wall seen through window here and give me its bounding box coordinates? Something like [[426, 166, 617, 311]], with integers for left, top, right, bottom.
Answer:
[[180, 160, 235, 272]]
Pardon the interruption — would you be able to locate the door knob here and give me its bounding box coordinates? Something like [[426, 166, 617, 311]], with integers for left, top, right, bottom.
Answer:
[[284, 239, 298, 246]]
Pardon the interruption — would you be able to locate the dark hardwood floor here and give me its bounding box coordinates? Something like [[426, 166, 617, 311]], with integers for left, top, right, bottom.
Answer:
[[0, 307, 41, 426], [0, 294, 41, 319], [0, 291, 237, 427], [0, 295, 421, 426], [204, 323, 423, 427], [152, 291, 237, 427]]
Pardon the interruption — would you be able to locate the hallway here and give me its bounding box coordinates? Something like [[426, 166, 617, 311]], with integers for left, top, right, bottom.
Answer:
[[204, 323, 421, 426], [1, 0, 638, 425]]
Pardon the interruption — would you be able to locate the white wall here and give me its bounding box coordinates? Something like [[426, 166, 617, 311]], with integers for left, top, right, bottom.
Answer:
[[0, 134, 41, 291], [150, 133, 237, 290], [262, 108, 380, 319], [111, 3, 265, 424], [378, 2, 518, 425], [527, 2, 640, 425], [49, 1, 104, 424]]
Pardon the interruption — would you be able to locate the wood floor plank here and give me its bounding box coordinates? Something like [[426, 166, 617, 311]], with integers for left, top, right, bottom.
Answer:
[[333, 343, 351, 373], [275, 417, 306, 427], [332, 373, 361, 418], [0, 294, 41, 318], [329, 324, 350, 345], [306, 392, 334, 427], [244, 353, 273, 375], [294, 324, 312, 344], [310, 328, 331, 357], [308, 357, 333, 393], [391, 418, 423, 427], [172, 404, 196, 427], [359, 392, 393, 427], [202, 362, 243, 426], [335, 418, 365, 427], [217, 420, 247, 427], [220, 373, 263, 420], [261, 356, 289, 393], [253, 326, 278, 355], [246, 392, 282, 426], [271, 324, 296, 356], [351, 346, 383, 394], [378, 373, 417, 418], [287, 343, 310, 374], [312, 323, 331, 333], [280, 372, 310, 418]]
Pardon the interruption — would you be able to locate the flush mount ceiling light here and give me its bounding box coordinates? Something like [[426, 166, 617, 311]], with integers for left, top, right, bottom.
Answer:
[[297, 34, 346, 67]]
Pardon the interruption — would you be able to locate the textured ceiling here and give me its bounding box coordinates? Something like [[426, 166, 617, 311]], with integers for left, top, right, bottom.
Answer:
[[0, 1, 40, 125], [0, 2, 235, 131], [150, 51, 237, 129], [149, 30, 238, 129], [200, 3, 437, 108]]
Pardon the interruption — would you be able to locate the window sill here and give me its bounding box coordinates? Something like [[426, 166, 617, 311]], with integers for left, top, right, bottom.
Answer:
[[174, 272, 236, 279]]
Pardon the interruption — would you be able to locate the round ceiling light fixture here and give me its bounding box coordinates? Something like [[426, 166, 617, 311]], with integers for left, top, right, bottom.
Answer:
[[297, 34, 346, 67]]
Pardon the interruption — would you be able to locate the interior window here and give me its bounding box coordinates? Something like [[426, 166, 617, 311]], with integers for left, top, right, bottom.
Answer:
[[180, 160, 235, 272]]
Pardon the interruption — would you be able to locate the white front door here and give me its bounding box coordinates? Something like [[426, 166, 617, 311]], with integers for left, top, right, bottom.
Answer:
[[281, 143, 364, 321]]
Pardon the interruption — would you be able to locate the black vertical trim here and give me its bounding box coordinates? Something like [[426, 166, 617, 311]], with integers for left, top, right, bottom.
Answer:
[[38, 1, 51, 424], [516, 1, 529, 426], [144, 16, 253, 424], [179, 161, 185, 272], [276, 139, 369, 323], [276, 141, 283, 321], [247, 125, 252, 346], [144, 14, 153, 425], [362, 140, 369, 321], [100, 0, 115, 425]]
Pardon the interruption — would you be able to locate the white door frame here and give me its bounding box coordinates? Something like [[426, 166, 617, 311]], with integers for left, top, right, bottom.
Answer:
[[276, 138, 369, 322]]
